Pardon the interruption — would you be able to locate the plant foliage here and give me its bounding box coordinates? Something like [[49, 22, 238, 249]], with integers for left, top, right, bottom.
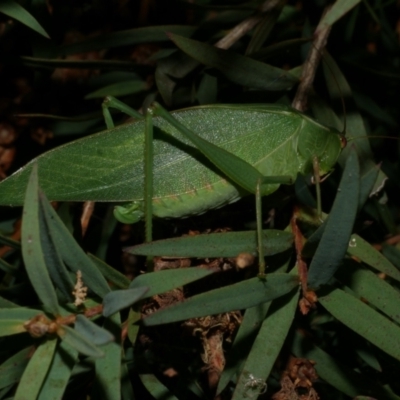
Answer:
[[0, 1, 399, 399]]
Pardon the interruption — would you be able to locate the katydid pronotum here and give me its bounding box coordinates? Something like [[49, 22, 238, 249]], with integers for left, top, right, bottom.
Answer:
[[0, 97, 346, 276]]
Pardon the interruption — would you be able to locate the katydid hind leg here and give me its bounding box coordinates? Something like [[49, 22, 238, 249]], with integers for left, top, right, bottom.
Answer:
[[144, 110, 154, 271], [100, 97, 154, 267], [102, 96, 143, 129], [144, 110, 153, 244]]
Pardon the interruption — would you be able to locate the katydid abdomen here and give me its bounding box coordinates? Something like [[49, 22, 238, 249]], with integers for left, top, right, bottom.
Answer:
[[0, 104, 342, 220]]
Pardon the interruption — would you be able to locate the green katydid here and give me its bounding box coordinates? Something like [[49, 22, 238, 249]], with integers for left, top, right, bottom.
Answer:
[[0, 97, 345, 276], [107, 98, 344, 277], [110, 101, 345, 223]]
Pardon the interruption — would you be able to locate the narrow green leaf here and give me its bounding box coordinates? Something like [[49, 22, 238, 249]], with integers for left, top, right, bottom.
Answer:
[[232, 288, 299, 400], [295, 174, 317, 209], [318, 0, 361, 31], [88, 254, 130, 289], [51, 119, 103, 138], [127, 229, 293, 258], [319, 288, 400, 361], [292, 331, 399, 399], [18, 56, 136, 71], [0, 346, 31, 389], [217, 302, 272, 395], [102, 287, 149, 317], [353, 92, 397, 127], [58, 325, 104, 358], [168, 33, 298, 91], [245, 0, 284, 55], [38, 340, 78, 400], [0, 257, 17, 273], [353, 341, 381, 372], [21, 165, 59, 315], [196, 73, 217, 105], [155, 51, 198, 105], [148, 48, 176, 61], [0, 307, 43, 321], [40, 197, 110, 298], [373, 199, 396, 232], [59, 25, 196, 55], [354, 397, 378, 400], [373, 199, 398, 236], [308, 149, 360, 288], [129, 267, 215, 298], [85, 80, 147, 99], [140, 374, 178, 400], [337, 263, 400, 324], [250, 38, 310, 61], [0, 296, 18, 308], [144, 274, 299, 326], [0, 0, 49, 38], [347, 234, 400, 281], [94, 314, 121, 400], [0, 381, 14, 397], [121, 354, 135, 400], [14, 338, 57, 400], [94, 207, 118, 261], [89, 71, 141, 87], [75, 315, 115, 345], [322, 53, 385, 194], [39, 195, 74, 301], [0, 308, 41, 336], [0, 233, 20, 248], [359, 164, 380, 208], [127, 308, 141, 346], [381, 245, 400, 271]]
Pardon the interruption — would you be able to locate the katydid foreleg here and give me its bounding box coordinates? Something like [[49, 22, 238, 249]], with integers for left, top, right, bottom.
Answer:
[[102, 96, 143, 129], [101, 96, 154, 244], [101, 97, 155, 270], [256, 179, 265, 276]]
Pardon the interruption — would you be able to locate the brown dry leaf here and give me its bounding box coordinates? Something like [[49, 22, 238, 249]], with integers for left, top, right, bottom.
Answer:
[[272, 357, 319, 400], [299, 290, 318, 315], [31, 127, 53, 145], [0, 123, 17, 145], [51, 31, 104, 83], [0, 147, 15, 177]]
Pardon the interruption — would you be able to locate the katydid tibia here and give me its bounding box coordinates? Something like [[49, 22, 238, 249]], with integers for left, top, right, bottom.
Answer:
[[0, 98, 345, 276]]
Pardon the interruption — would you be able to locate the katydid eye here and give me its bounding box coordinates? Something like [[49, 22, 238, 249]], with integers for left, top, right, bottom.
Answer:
[[339, 134, 347, 149]]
